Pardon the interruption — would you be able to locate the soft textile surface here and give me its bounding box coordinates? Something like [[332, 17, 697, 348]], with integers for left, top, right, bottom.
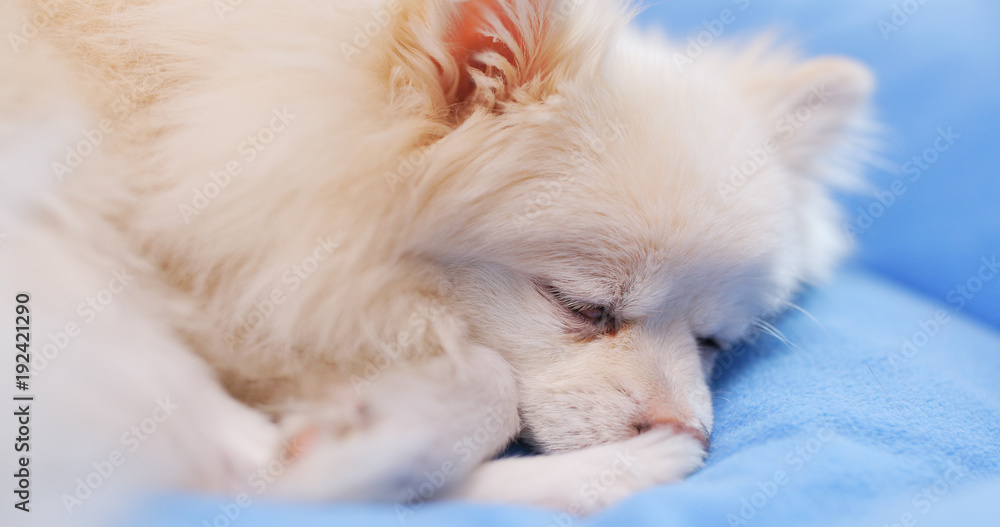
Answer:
[[128, 1, 999, 525], [134, 268, 1000, 526]]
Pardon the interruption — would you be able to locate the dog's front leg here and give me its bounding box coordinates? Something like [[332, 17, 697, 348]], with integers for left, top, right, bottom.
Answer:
[[447, 428, 706, 514], [267, 344, 520, 503]]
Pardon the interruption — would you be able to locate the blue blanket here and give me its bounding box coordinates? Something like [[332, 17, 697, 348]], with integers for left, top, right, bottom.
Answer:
[[136, 268, 1000, 527], [135, 1, 1000, 525]]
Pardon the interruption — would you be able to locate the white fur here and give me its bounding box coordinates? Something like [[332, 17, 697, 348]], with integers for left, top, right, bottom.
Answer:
[[0, 0, 872, 524]]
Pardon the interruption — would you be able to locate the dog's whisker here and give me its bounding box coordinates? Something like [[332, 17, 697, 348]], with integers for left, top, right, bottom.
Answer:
[[783, 301, 824, 329], [754, 320, 799, 351]]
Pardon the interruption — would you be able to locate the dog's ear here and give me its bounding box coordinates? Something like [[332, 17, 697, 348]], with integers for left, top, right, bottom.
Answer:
[[748, 57, 874, 283], [757, 57, 874, 175], [441, 0, 537, 107], [389, 0, 622, 119]]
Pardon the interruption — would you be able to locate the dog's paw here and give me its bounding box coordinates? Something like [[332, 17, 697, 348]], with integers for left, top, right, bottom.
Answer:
[[253, 385, 374, 496], [276, 384, 371, 442], [448, 428, 706, 514], [586, 427, 706, 508]]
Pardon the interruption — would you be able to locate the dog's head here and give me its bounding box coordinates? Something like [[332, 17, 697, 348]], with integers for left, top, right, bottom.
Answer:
[[29, 0, 869, 455], [386, 0, 873, 453]]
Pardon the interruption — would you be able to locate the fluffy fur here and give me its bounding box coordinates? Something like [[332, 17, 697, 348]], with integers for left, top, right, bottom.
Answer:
[[0, 0, 872, 524]]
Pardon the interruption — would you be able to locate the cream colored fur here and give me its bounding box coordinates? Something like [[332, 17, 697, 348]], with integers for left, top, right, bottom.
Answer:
[[0, 0, 872, 524]]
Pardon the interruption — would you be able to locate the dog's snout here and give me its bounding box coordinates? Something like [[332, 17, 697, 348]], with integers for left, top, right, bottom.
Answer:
[[633, 416, 711, 451]]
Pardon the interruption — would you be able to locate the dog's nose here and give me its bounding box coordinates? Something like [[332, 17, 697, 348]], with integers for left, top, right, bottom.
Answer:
[[633, 417, 711, 451]]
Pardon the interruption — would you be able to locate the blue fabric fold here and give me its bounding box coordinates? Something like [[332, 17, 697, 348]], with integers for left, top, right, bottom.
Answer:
[[134, 268, 1000, 526]]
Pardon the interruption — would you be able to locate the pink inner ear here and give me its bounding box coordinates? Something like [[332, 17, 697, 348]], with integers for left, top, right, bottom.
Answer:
[[444, 0, 523, 103]]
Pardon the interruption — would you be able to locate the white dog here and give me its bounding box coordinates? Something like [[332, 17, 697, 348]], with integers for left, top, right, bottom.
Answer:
[[0, 0, 872, 525]]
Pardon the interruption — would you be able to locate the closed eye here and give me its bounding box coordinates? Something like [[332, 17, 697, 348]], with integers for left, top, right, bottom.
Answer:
[[696, 336, 723, 350], [543, 285, 620, 337]]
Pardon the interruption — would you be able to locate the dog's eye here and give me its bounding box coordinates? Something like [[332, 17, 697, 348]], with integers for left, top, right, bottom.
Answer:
[[696, 336, 721, 350], [543, 285, 619, 336], [569, 303, 618, 335], [575, 305, 607, 323]]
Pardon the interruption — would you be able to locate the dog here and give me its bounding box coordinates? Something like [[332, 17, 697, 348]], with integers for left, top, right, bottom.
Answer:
[[0, 0, 872, 524]]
